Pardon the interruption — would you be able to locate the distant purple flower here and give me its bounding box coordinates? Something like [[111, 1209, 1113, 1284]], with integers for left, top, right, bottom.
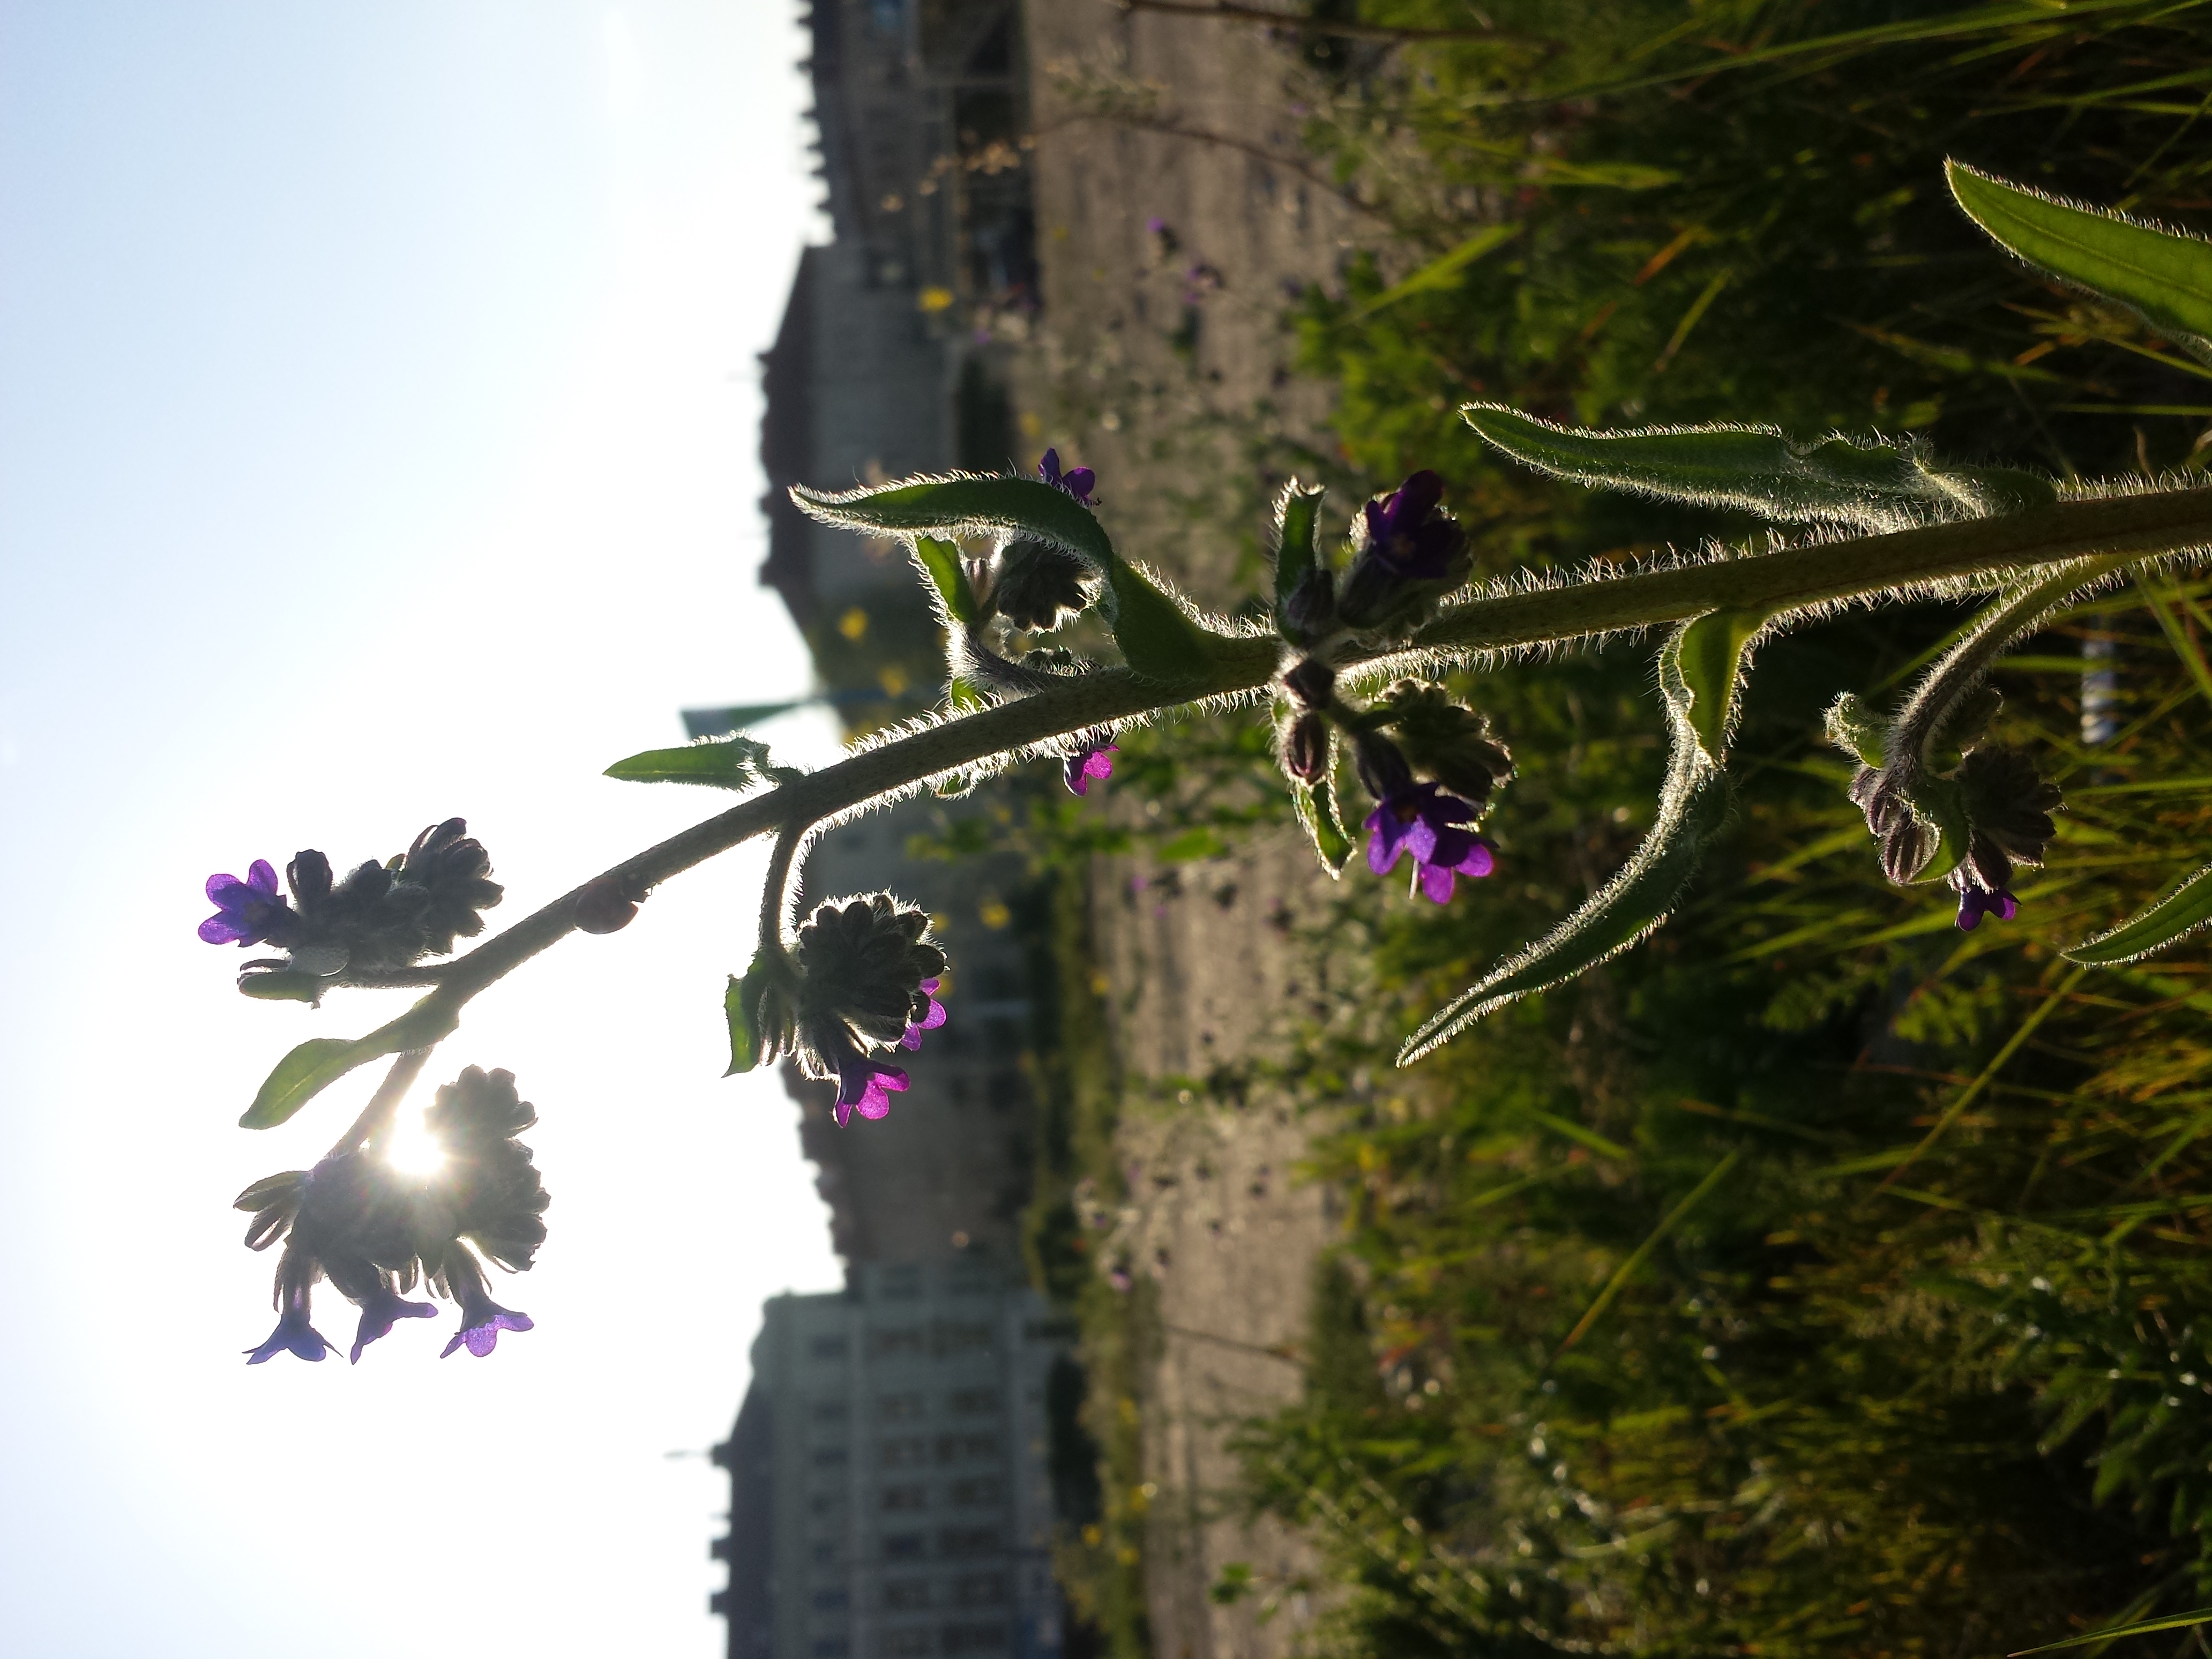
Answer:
[[349, 1283, 438, 1364], [199, 859, 292, 947], [440, 1284, 534, 1359], [1066, 743, 1118, 796], [1955, 885, 2019, 931], [1364, 782, 1497, 904], [245, 1285, 335, 1365], [832, 1045, 910, 1127], [1038, 448, 1096, 506], [901, 978, 948, 1052]]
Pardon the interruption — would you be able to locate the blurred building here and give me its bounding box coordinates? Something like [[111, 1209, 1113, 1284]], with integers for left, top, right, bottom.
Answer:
[[711, 1262, 1071, 1659]]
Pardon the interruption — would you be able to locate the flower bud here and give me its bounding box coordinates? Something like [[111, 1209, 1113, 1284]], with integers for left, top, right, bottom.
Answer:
[[989, 539, 1093, 631], [1335, 472, 1471, 634], [1283, 712, 1331, 784], [1351, 731, 1415, 804], [1378, 681, 1513, 804], [1282, 657, 1336, 711], [1278, 565, 1338, 647]]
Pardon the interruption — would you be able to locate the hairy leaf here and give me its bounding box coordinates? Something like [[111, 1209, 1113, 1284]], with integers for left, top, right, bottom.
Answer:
[[1675, 607, 1765, 763], [910, 534, 980, 626], [1273, 480, 1326, 605], [1463, 404, 2050, 528], [791, 474, 1117, 574], [604, 733, 789, 789], [1104, 561, 1225, 688], [1948, 160, 2212, 367], [1400, 627, 1729, 1063], [724, 962, 766, 1077], [1291, 776, 1356, 879], [2065, 860, 2212, 966]]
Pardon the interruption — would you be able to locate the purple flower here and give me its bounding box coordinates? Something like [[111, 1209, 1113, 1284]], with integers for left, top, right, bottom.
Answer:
[[245, 1285, 336, 1365], [1066, 743, 1118, 796], [833, 1049, 910, 1127], [1038, 448, 1096, 506], [901, 978, 948, 1052], [349, 1283, 438, 1364], [440, 1284, 534, 1359], [1955, 885, 2019, 931], [1364, 782, 1497, 904], [1360, 472, 1461, 580], [199, 859, 293, 947]]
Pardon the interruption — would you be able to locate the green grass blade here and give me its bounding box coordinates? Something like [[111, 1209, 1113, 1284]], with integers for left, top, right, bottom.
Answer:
[[2009, 1608, 2212, 1656]]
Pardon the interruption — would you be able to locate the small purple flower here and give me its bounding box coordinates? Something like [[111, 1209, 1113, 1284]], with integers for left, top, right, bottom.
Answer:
[[833, 1049, 911, 1126], [1955, 885, 2019, 931], [901, 978, 948, 1052], [349, 1283, 438, 1364], [1360, 472, 1461, 581], [1038, 448, 1096, 506], [245, 1285, 336, 1365], [199, 859, 293, 947], [440, 1284, 534, 1359], [1364, 782, 1497, 904], [1066, 743, 1118, 797]]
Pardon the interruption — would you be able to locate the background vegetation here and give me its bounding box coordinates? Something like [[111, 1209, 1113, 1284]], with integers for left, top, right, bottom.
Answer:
[[1012, 3, 2212, 1656]]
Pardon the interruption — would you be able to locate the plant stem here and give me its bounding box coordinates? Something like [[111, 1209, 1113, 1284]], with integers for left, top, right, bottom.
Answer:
[[388, 487, 2212, 1037], [326, 1047, 432, 1160]]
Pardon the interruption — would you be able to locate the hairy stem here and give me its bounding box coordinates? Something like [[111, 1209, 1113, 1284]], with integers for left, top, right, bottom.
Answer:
[[383, 486, 2212, 1038], [758, 824, 804, 958]]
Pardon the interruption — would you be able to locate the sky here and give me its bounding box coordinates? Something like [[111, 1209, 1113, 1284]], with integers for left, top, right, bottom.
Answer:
[[0, 4, 848, 1654]]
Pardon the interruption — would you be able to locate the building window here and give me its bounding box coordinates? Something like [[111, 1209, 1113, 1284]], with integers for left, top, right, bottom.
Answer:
[[950, 1477, 1003, 1507], [937, 1322, 994, 1355], [880, 1437, 928, 1469], [813, 1400, 851, 1423], [882, 1533, 925, 1561], [811, 1336, 849, 1362], [879, 1266, 922, 1301], [813, 1589, 850, 1612], [883, 1484, 928, 1512], [941, 1621, 1006, 1655], [947, 1389, 999, 1416], [935, 1433, 998, 1464], [953, 1574, 1007, 1606], [938, 1526, 999, 1557], [811, 1493, 847, 1515], [813, 1446, 849, 1467], [875, 1327, 925, 1357], [880, 1393, 924, 1423], [812, 1541, 841, 1567], [884, 1579, 931, 1610], [812, 1640, 851, 1659], [881, 1630, 933, 1658]]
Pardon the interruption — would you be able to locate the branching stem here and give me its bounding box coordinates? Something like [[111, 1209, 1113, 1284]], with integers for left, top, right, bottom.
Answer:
[[375, 487, 2212, 1051], [327, 1047, 432, 1160]]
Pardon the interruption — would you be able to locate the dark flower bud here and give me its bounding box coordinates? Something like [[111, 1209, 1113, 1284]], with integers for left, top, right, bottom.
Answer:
[[1955, 743, 2062, 896], [1350, 731, 1415, 804], [990, 539, 1093, 631], [1283, 711, 1331, 784], [1378, 681, 1514, 804], [574, 874, 641, 935], [395, 818, 504, 956], [1281, 657, 1336, 711], [1336, 471, 1472, 634], [425, 1067, 550, 1275], [1847, 766, 1938, 885], [1277, 565, 1337, 647], [788, 894, 948, 1125]]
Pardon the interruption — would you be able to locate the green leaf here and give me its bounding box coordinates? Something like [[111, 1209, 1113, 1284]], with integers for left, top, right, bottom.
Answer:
[[1948, 160, 2212, 367], [239, 998, 457, 1129], [1674, 607, 1765, 763], [1106, 561, 1223, 687], [2065, 860, 2212, 966], [237, 972, 324, 1004], [2007, 1607, 2212, 1657], [1400, 630, 1729, 1063], [1291, 775, 1356, 878], [1462, 404, 2049, 529], [791, 474, 1116, 576], [604, 733, 787, 789], [724, 962, 765, 1077], [910, 534, 980, 626], [1272, 480, 1326, 607]]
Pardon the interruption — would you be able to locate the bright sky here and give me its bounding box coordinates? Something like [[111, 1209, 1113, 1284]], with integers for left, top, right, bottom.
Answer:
[[0, 5, 847, 1654]]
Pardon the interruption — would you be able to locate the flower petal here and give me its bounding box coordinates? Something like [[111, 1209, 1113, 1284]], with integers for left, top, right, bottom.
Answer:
[[206, 872, 243, 904], [199, 915, 246, 944], [247, 860, 280, 895], [1416, 861, 1458, 903]]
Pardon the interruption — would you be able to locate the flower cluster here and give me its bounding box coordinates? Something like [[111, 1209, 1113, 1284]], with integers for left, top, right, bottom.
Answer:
[[746, 894, 951, 1126], [236, 1066, 549, 1364], [201, 818, 503, 987], [980, 450, 1099, 633]]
